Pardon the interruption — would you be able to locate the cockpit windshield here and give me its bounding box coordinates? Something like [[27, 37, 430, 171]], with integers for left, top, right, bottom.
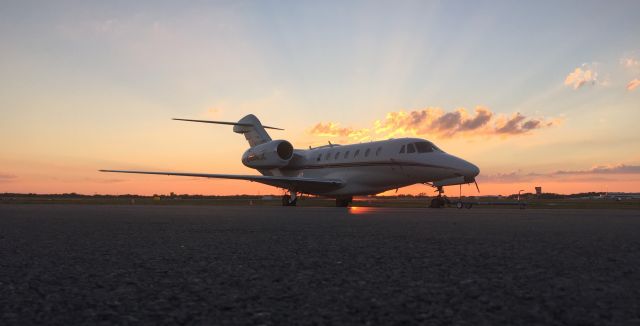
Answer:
[[414, 142, 432, 153], [400, 141, 443, 154]]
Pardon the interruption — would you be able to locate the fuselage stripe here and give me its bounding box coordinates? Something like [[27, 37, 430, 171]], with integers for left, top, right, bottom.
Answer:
[[285, 161, 455, 171]]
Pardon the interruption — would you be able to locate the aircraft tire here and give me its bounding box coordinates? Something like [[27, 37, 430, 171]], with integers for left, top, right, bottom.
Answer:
[[429, 197, 444, 208], [282, 195, 297, 206], [335, 198, 352, 207]]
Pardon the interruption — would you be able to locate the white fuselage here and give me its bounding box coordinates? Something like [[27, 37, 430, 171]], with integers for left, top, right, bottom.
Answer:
[[258, 138, 479, 197], [100, 115, 481, 202]]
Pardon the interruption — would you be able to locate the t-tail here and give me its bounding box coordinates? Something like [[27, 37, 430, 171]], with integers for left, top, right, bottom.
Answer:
[[173, 114, 283, 147]]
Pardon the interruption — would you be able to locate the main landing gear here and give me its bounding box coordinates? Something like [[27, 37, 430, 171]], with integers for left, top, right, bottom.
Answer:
[[429, 186, 450, 208], [281, 193, 353, 207], [281, 192, 298, 206], [335, 197, 353, 207]]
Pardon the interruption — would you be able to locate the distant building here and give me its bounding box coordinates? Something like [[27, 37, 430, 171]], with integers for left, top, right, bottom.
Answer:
[[535, 187, 542, 195]]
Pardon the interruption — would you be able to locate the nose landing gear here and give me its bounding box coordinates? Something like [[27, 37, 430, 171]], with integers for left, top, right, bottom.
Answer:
[[429, 186, 450, 208]]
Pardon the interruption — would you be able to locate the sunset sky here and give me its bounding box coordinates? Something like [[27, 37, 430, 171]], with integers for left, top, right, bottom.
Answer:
[[1, 0, 639, 196]]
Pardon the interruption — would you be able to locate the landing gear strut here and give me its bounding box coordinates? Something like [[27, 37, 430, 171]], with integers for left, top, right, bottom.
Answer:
[[282, 192, 298, 206], [335, 197, 353, 207], [429, 186, 449, 208]]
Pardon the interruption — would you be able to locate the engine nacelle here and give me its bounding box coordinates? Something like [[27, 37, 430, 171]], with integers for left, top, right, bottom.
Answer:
[[241, 140, 294, 169]]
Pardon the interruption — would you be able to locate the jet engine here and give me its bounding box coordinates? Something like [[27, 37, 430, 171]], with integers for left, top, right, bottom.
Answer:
[[241, 140, 294, 169]]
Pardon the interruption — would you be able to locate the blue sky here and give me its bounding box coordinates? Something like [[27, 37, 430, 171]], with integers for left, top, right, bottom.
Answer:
[[1, 0, 639, 194]]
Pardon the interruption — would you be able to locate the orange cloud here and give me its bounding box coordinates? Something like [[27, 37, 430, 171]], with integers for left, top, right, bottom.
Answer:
[[373, 107, 494, 137], [564, 64, 599, 89], [308, 122, 371, 141], [493, 113, 559, 135], [309, 107, 559, 140], [627, 79, 640, 91]]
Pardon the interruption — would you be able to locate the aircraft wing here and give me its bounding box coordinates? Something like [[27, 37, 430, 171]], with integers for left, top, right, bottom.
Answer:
[[99, 169, 344, 192]]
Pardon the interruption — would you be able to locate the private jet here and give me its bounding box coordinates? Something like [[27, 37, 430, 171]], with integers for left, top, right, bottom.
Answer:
[[100, 114, 480, 207]]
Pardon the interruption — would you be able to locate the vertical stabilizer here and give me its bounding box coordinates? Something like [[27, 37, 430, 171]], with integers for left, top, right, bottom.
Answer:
[[233, 114, 272, 147]]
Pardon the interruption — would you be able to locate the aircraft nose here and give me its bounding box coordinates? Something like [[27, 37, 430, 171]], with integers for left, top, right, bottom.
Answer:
[[468, 162, 480, 177], [457, 158, 480, 180]]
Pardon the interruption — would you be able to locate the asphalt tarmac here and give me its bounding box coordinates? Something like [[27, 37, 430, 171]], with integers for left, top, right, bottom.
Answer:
[[1, 205, 639, 325]]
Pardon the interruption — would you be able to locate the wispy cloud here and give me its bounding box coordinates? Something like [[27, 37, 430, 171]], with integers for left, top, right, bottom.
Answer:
[[627, 79, 640, 91], [83, 177, 126, 184], [621, 52, 640, 70], [0, 173, 17, 182], [479, 164, 640, 183], [621, 52, 640, 91], [556, 164, 640, 175], [564, 63, 599, 89], [621, 57, 639, 69], [309, 107, 559, 140]]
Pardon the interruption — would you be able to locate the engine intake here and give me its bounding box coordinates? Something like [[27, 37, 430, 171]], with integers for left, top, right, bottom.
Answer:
[[242, 140, 294, 169]]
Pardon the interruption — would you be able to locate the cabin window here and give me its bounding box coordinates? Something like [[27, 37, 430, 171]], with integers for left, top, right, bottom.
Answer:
[[354, 149, 360, 158], [344, 151, 350, 159], [364, 148, 371, 157], [325, 152, 331, 160], [407, 143, 416, 153], [317, 154, 322, 161], [375, 147, 382, 156], [334, 152, 340, 160], [415, 142, 433, 153], [399, 145, 405, 154]]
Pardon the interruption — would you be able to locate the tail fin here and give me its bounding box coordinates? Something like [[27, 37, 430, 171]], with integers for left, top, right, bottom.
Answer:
[[172, 114, 282, 147], [232, 114, 273, 147]]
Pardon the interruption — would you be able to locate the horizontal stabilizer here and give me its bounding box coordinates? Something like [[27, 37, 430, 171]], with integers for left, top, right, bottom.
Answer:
[[172, 118, 284, 130]]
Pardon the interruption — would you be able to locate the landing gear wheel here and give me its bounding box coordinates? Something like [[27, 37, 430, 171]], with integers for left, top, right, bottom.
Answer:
[[429, 197, 445, 208], [429, 186, 447, 208], [335, 197, 353, 207], [281, 194, 297, 206]]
